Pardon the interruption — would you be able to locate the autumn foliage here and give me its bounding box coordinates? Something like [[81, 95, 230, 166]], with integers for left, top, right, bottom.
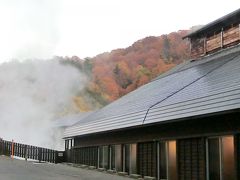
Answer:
[[61, 30, 190, 110]]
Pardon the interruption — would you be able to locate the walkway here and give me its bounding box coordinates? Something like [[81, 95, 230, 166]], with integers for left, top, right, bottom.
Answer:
[[0, 156, 131, 180]]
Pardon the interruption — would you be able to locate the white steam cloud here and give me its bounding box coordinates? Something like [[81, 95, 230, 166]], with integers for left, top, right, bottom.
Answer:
[[0, 0, 59, 62], [0, 59, 85, 150]]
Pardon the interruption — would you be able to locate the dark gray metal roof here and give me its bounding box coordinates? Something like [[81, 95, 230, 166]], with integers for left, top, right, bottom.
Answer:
[[52, 112, 93, 128], [183, 8, 240, 39], [64, 45, 240, 138]]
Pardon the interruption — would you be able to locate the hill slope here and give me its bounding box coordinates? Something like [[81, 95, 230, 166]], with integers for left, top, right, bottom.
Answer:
[[61, 30, 190, 111]]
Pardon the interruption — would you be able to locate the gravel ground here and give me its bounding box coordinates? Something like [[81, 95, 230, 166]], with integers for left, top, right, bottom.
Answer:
[[0, 155, 131, 180]]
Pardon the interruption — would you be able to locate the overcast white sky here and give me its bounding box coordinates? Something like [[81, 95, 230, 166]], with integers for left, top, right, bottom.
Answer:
[[0, 0, 239, 62]]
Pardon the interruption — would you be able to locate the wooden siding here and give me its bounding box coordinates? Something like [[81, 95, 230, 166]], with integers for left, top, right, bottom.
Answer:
[[206, 32, 222, 52], [73, 146, 98, 167], [137, 142, 157, 178], [178, 138, 206, 180], [223, 25, 240, 46], [190, 38, 205, 58], [190, 23, 240, 58]]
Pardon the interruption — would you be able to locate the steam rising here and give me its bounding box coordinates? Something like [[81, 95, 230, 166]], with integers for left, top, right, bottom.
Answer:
[[0, 59, 85, 150]]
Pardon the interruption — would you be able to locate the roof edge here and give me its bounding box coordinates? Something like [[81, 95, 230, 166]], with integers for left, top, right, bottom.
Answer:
[[63, 108, 240, 139], [183, 8, 240, 39]]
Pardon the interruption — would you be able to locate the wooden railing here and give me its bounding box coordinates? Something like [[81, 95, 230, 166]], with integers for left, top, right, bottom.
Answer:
[[0, 139, 65, 163]]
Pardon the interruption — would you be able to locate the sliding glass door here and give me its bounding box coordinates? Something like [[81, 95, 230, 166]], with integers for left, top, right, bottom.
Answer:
[[207, 136, 235, 180], [158, 140, 177, 180], [123, 144, 137, 174], [99, 146, 109, 169]]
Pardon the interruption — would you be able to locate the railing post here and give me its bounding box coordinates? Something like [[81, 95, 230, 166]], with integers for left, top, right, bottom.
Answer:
[[55, 151, 58, 164], [38, 148, 42, 163], [11, 140, 14, 159], [24, 145, 27, 161], [0, 138, 3, 155]]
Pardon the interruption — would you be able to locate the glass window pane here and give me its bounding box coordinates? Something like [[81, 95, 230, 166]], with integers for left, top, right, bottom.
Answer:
[[111, 145, 115, 170], [115, 145, 122, 171], [222, 136, 235, 180], [168, 141, 177, 180], [103, 146, 109, 169], [159, 142, 167, 179], [130, 144, 137, 174], [208, 138, 220, 180], [125, 144, 130, 173], [99, 146, 103, 168], [68, 139, 72, 149]]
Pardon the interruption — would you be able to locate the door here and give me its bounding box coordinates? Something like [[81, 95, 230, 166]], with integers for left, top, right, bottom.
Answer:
[[137, 142, 157, 178], [207, 136, 235, 180]]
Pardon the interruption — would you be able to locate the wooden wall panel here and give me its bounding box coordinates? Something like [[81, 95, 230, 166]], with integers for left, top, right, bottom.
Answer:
[[206, 32, 221, 52], [137, 142, 157, 178], [190, 24, 240, 59], [223, 26, 240, 46], [73, 146, 98, 167], [191, 38, 205, 58], [177, 138, 206, 180]]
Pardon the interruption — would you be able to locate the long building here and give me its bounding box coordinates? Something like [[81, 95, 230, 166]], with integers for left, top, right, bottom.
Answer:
[[64, 8, 240, 180]]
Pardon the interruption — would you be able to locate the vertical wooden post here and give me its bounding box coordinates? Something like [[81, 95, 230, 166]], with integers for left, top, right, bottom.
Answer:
[[0, 138, 3, 155], [234, 135, 239, 180], [122, 144, 126, 172], [11, 139, 14, 159], [38, 148, 42, 163], [189, 38, 192, 58], [55, 151, 58, 164], [97, 147, 100, 168], [204, 36, 207, 55], [156, 142, 160, 180], [24, 145, 27, 161], [109, 146, 112, 170], [239, 24, 240, 41], [221, 28, 224, 48]]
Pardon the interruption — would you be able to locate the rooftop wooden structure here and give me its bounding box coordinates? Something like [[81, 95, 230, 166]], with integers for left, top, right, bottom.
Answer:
[[183, 8, 240, 59]]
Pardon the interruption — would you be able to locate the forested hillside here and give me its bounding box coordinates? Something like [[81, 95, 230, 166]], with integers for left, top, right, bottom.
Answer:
[[60, 30, 190, 111]]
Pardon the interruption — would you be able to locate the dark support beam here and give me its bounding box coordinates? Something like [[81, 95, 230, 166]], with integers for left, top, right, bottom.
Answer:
[[239, 24, 240, 40], [221, 28, 224, 48], [204, 36, 207, 54], [190, 38, 192, 57], [234, 135, 239, 180]]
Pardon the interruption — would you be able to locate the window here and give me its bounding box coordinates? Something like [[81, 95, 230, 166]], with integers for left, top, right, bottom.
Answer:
[[65, 139, 73, 150], [110, 145, 115, 170], [123, 144, 137, 174], [124, 144, 130, 173], [159, 142, 167, 179], [222, 136, 235, 180], [137, 142, 157, 177], [207, 136, 235, 180], [208, 138, 221, 180], [158, 140, 177, 180], [65, 140, 69, 150], [99, 146, 109, 169], [130, 144, 137, 174], [115, 144, 123, 171]]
